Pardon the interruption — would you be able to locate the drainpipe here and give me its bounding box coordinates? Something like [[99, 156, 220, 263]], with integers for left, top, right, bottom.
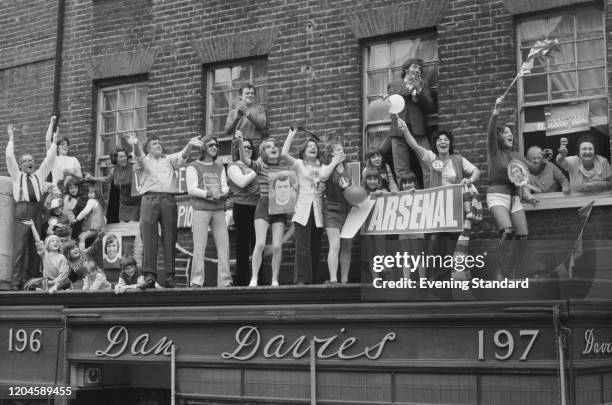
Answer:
[[553, 305, 573, 405], [52, 0, 66, 128]]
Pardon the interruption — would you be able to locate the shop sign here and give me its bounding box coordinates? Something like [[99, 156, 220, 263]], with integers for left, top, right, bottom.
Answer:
[[221, 326, 396, 361], [545, 102, 590, 136], [95, 326, 174, 358], [581, 329, 612, 355]]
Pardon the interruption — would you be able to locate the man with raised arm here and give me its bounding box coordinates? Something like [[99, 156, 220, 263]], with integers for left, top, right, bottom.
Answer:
[[128, 133, 203, 288], [5, 117, 58, 290], [224, 84, 268, 146]]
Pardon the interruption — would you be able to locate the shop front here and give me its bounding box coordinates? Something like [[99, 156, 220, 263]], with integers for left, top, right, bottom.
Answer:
[[2, 292, 612, 404]]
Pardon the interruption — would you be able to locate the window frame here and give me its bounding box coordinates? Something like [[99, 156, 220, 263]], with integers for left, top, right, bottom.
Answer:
[[515, 5, 610, 210], [205, 57, 268, 163], [95, 81, 148, 175], [516, 5, 608, 143], [361, 31, 439, 158]]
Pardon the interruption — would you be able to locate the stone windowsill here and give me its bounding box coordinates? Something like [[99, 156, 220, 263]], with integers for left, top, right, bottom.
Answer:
[[523, 191, 612, 211]]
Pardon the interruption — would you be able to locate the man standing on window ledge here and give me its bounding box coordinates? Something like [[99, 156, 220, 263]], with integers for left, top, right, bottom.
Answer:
[[224, 84, 269, 147], [5, 117, 58, 290], [387, 58, 434, 185], [129, 133, 203, 288]]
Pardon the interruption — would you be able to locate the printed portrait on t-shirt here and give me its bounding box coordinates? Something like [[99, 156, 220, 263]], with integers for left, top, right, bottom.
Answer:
[[269, 171, 297, 215]]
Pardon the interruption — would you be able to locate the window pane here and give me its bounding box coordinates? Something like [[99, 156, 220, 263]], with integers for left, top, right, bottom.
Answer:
[[550, 80, 576, 100], [212, 115, 227, 134], [390, 40, 414, 67], [550, 71, 577, 99], [414, 37, 437, 62], [390, 67, 403, 83], [253, 60, 267, 83], [211, 91, 229, 114], [118, 110, 135, 131], [423, 64, 438, 88], [101, 133, 116, 156], [367, 71, 388, 96], [524, 106, 545, 123], [103, 92, 118, 112], [577, 39, 604, 68], [589, 98, 608, 119], [518, 18, 546, 45], [214, 68, 231, 85], [577, 10, 602, 39], [255, 86, 267, 105], [136, 87, 147, 107], [232, 64, 252, 86], [366, 127, 390, 150], [101, 113, 116, 134], [135, 107, 147, 129], [119, 88, 135, 109], [548, 43, 574, 72], [522, 76, 547, 102], [579, 68, 605, 96], [369, 44, 389, 69], [366, 98, 390, 123], [548, 15, 573, 42]]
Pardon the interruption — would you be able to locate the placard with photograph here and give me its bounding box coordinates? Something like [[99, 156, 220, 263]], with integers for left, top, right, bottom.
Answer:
[[102, 232, 122, 270]]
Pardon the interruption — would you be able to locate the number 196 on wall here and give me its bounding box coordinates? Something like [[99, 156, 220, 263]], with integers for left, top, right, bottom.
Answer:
[[7, 328, 43, 353], [477, 329, 539, 361]]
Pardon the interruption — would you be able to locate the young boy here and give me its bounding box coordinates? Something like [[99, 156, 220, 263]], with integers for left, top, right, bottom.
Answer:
[[47, 198, 72, 241], [115, 256, 162, 293]]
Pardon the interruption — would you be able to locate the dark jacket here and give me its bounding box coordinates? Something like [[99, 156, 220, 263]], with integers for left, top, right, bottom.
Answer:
[[387, 79, 434, 138]]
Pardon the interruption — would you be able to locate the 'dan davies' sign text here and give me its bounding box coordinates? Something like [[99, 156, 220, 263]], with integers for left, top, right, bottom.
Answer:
[[93, 325, 396, 360]]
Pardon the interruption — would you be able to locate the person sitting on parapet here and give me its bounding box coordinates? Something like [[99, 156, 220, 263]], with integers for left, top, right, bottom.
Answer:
[[526, 146, 569, 194]]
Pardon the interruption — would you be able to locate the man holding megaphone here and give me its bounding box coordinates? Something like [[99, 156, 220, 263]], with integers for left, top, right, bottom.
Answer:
[[386, 58, 434, 185]]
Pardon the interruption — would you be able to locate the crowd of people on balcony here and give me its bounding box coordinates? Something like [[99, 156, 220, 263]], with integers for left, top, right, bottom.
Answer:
[[4, 59, 612, 292]]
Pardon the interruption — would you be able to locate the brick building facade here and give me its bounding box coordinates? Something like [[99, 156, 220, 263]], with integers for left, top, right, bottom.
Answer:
[[2, 0, 611, 282]]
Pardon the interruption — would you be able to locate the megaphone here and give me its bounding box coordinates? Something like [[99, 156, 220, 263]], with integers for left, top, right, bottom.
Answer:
[[387, 94, 405, 115]]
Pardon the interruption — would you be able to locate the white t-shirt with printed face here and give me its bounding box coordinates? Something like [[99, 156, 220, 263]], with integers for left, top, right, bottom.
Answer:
[[421, 150, 476, 186]]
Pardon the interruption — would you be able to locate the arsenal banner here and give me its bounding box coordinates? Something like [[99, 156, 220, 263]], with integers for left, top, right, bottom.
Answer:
[[361, 184, 463, 235]]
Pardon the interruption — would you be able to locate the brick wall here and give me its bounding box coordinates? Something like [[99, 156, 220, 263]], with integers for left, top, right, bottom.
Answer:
[[2, 0, 612, 284], [0, 0, 57, 167]]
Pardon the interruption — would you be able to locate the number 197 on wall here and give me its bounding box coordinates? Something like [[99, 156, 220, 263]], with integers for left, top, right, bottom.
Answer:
[[7, 328, 43, 353], [477, 329, 539, 361]]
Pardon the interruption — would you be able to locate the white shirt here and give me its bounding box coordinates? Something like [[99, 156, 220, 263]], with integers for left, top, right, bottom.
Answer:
[[51, 155, 82, 186], [291, 159, 324, 227], [134, 152, 185, 194], [6, 139, 57, 202]]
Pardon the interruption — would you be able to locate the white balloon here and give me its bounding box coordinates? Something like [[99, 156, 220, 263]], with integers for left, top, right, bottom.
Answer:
[[388, 94, 405, 114]]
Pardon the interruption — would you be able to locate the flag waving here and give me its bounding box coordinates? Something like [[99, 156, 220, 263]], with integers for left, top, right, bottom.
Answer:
[[520, 38, 560, 75], [503, 38, 560, 97]]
